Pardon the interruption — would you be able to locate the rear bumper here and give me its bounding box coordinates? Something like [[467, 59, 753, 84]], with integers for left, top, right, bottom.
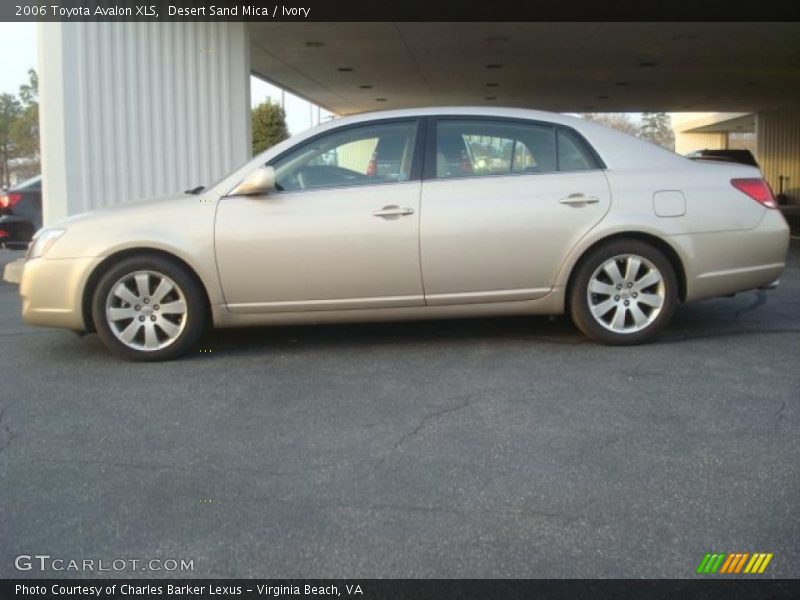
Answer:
[[680, 209, 790, 302]]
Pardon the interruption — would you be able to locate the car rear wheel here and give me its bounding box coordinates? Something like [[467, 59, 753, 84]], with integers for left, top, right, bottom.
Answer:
[[92, 255, 207, 361], [570, 240, 678, 345]]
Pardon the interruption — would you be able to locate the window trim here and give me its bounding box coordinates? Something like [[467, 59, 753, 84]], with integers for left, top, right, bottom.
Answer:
[[555, 125, 606, 173], [423, 115, 606, 182], [261, 117, 427, 195]]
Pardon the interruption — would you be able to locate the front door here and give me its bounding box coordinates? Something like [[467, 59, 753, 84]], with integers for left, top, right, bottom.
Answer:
[[215, 119, 425, 313]]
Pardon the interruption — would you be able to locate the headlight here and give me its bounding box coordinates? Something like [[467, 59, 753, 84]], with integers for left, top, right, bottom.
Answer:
[[27, 228, 66, 259]]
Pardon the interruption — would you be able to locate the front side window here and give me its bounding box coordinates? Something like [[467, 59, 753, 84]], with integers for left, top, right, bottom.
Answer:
[[271, 121, 418, 192], [435, 120, 557, 179]]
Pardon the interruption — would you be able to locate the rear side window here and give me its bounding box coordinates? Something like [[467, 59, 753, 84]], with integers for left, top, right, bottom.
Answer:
[[557, 128, 601, 171], [434, 119, 557, 179]]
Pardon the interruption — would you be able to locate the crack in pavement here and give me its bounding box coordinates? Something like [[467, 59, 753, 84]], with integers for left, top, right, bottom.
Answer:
[[393, 395, 474, 451], [0, 405, 17, 454], [775, 400, 787, 431], [369, 392, 479, 472]]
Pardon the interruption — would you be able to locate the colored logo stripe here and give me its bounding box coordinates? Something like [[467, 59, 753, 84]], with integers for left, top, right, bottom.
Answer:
[[697, 553, 773, 574], [696, 553, 725, 574]]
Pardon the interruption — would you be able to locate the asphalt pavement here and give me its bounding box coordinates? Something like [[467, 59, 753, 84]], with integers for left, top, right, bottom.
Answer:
[[1, 244, 798, 578]]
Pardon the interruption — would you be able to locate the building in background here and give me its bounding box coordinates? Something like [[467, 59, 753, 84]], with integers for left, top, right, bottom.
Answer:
[[674, 112, 799, 205]]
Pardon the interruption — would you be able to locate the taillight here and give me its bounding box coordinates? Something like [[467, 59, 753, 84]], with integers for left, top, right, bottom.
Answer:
[[0, 229, 8, 238], [0, 193, 22, 208], [731, 178, 777, 209]]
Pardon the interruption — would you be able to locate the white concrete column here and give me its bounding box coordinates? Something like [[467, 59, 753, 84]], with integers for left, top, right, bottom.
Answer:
[[38, 22, 251, 225]]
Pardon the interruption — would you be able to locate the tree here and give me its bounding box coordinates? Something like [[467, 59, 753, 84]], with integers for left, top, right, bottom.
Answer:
[[0, 93, 22, 188], [639, 112, 675, 150], [11, 69, 40, 175], [580, 113, 640, 137], [251, 99, 289, 155]]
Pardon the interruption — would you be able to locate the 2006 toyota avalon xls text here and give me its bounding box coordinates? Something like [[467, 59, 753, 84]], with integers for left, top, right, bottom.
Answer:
[[3, 107, 790, 360]]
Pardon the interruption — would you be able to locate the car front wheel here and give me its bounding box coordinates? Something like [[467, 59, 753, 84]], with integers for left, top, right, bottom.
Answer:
[[92, 255, 207, 361], [570, 240, 678, 345]]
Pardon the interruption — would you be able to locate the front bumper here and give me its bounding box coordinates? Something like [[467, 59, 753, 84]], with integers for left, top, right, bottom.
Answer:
[[14, 256, 100, 331], [3, 258, 25, 284]]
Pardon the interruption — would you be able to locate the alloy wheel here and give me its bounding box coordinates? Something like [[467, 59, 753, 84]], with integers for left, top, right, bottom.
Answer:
[[104, 270, 188, 351], [586, 254, 666, 334]]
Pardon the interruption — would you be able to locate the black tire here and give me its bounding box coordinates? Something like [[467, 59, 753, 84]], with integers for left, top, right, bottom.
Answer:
[[569, 239, 678, 345], [91, 254, 208, 361]]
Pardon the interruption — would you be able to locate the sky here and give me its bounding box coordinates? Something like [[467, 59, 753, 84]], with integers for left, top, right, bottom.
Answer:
[[0, 22, 37, 97]]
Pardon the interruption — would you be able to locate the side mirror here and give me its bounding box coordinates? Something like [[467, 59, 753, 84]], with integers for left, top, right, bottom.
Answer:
[[231, 166, 276, 196]]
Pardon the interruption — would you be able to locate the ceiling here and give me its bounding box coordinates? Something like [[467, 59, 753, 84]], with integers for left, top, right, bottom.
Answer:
[[248, 22, 800, 115]]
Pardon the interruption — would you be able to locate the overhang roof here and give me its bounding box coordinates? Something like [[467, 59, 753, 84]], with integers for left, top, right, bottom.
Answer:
[[249, 22, 800, 115]]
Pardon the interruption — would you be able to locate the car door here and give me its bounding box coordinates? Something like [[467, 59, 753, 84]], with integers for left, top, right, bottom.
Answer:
[[420, 117, 611, 305], [215, 119, 426, 313]]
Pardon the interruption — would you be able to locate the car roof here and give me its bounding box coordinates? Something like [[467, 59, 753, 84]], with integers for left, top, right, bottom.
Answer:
[[333, 106, 588, 129]]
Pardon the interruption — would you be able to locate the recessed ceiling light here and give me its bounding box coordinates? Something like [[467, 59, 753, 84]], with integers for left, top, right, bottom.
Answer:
[[359, 85, 373, 89], [639, 61, 657, 67], [375, 98, 387, 102], [486, 64, 503, 69], [305, 41, 325, 47], [485, 83, 500, 87], [337, 67, 354, 72]]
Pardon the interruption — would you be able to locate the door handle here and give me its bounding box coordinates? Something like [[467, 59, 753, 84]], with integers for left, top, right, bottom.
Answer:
[[372, 205, 415, 218], [560, 194, 600, 205]]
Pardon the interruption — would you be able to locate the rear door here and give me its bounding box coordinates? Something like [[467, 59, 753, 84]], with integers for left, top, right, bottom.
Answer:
[[420, 117, 611, 305]]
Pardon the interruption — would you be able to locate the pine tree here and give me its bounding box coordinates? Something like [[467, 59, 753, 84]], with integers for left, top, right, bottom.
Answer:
[[0, 93, 22, 188], [251, 99, 290, 156], [11, 69, 40, 173], [639, 112, 675, 150]]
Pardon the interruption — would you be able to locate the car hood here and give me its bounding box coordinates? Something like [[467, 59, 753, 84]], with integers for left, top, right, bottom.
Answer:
[[52, 192, 211, 228], [44, 191, 220, 259]]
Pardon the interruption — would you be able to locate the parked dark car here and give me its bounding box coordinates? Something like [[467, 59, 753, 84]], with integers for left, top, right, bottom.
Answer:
[[0, 175, 42, 248], [685, 149, 759, 168]]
